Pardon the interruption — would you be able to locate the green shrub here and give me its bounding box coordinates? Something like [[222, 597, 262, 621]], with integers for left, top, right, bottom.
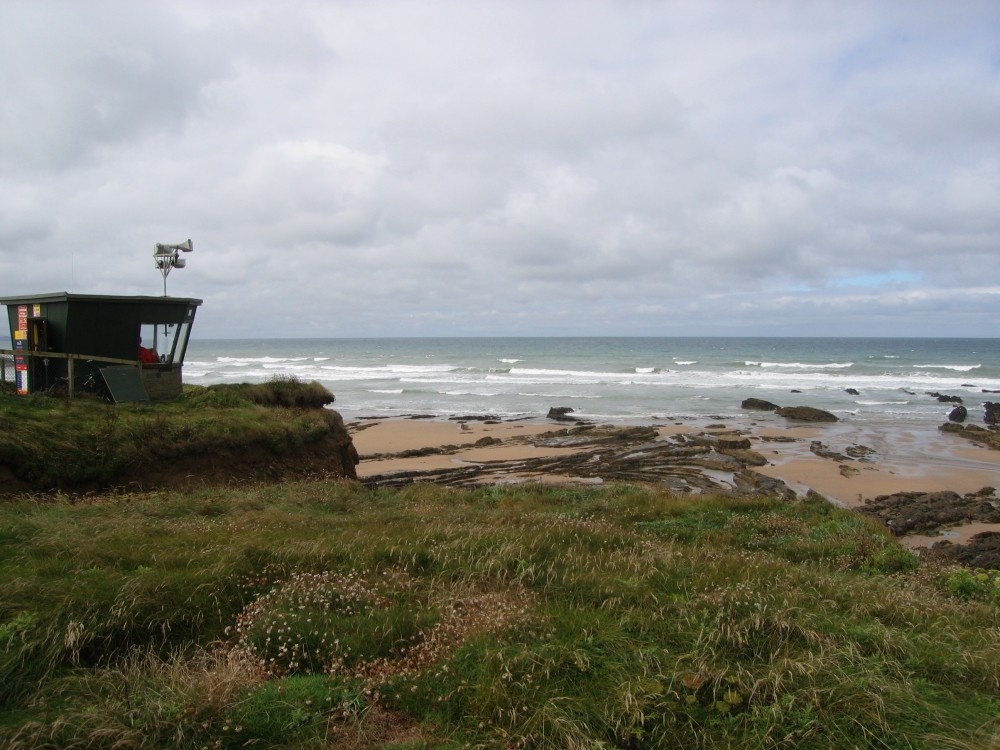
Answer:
[[228, 376, 336, 409], [945, 568, 1000, 603], [179, 385, 250, 408]]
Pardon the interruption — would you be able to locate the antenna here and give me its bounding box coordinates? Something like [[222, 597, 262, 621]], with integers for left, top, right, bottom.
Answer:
[[153, 239, 194, 296]]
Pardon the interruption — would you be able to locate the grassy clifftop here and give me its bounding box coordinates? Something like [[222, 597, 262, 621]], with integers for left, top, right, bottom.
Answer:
[[0, 379, 358, 494], [0, 480, 997, 748]]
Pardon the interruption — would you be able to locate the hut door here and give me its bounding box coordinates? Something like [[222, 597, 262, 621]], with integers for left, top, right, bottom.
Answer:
[[27, 318, 50, 390]]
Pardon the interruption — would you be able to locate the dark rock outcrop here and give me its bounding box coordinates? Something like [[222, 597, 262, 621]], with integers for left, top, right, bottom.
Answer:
[[547, 406, 578, 422], [984, 402, 1000, 425], [776, 406, 839, 422], [845, 388, 860, 396], [927, 392, 963, 404], [859, 488, 1000, 536], [742, 398, 780, 411], [947, 405, 968, 423], [733, 470, 797, 500], [845, 444, 876, 459], [689, 433, 752, 450], [809, 441, 849, 461], [927, 532, 1000, 570], [938, 422, 1000, 450]]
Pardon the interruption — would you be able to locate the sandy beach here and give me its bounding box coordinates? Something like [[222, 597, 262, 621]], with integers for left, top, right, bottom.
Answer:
[[349, 414, 1000, 554]]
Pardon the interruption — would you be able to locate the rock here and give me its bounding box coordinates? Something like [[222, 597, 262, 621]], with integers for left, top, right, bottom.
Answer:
[[940, 421, 1000, 450], [859, 489, 1000, 536], [689, 433, 752, 450], [742, 398, 780, 411], [732, 470, 796, 500], [475, 436, 502, 447], [776, 406, 839, 422], [926, 392, 963, 404], [810, 441, 849, 461], [845, 444, 876, 460], [721, 448, 769, 467], [984, 402, 1000, 425], [947, 405, 968, 423], [928, 532, 1000, 570], [536, 425, 657, 447], [611, 426, 660, 442], [845, 388, 860, 396], [547, 406, 578, 422], [690, 453, 745, 472]]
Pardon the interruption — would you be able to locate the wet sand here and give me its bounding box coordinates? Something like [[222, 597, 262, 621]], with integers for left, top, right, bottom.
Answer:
[[754, 421, 1000, 507]]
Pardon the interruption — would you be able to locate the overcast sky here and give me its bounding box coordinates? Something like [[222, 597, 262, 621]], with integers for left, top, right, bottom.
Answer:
[[1, 1, 998, 339]]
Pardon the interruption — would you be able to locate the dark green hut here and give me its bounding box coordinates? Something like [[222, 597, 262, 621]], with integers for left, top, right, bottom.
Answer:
[[1, 292, 201, 401]]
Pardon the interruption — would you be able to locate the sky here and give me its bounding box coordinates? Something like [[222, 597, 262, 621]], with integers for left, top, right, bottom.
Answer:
[[1, 1, 998, 340]]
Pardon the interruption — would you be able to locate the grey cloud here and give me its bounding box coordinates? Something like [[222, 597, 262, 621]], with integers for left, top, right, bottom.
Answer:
[[0, 3, 233, 173], [1, 1, 998, 338]]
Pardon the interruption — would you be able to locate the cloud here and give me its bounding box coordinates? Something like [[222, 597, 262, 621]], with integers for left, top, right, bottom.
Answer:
[[1, 0, 998, 339], [0, 2, 229, 173]]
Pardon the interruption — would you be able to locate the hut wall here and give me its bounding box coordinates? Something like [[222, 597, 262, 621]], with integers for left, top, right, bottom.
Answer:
[[140, 366, 183, 401]]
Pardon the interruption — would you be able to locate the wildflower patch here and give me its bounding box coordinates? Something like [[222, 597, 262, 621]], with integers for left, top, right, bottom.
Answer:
[[229, 568, 532, 685]]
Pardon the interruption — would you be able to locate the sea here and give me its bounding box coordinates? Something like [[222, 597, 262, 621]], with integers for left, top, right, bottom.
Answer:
[[182, 337, 1000, 427]]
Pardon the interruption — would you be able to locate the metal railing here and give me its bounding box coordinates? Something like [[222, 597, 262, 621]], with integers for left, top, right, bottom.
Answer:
[[1, 349, 143, 398]]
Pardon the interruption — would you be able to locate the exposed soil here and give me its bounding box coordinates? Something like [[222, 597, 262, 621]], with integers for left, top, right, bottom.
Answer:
[[0, 465, 31, 495], [324, 705, 432, 749], [118, 432, 359, 494]]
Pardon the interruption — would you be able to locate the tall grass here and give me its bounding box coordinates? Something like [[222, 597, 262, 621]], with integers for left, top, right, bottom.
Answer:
[[0, 480, 997, 748]]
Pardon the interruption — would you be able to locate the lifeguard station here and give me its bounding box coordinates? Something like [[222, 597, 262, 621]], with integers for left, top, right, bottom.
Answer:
[[1, 292, 202, 402], [1, 239, 201, 402]]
